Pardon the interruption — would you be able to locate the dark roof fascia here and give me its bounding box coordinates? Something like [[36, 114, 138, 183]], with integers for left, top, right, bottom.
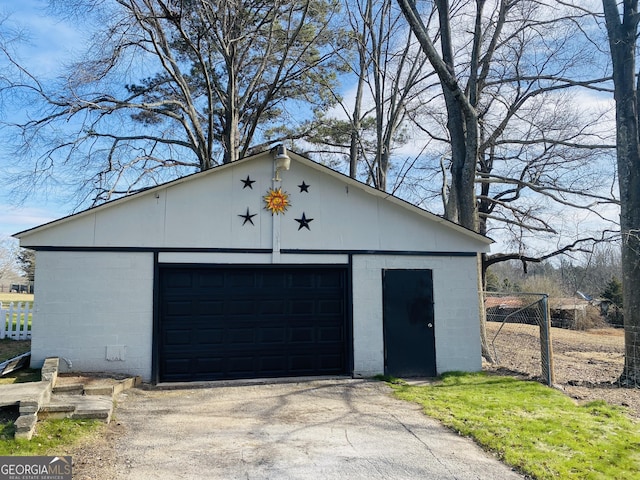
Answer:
[[23, 245, 480, 257]]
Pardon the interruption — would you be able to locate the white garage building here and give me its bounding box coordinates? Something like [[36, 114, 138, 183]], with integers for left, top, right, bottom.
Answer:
[[15, 148, 491, 383]]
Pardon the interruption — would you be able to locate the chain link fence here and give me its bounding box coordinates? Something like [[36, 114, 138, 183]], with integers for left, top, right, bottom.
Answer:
[[484, 292, 554, 386]]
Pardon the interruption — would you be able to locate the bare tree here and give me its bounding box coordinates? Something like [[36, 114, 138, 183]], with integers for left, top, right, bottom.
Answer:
[[0, 0, 345, 205], [0, 239, 22, 284], [307, 0, 435, 191], [397, 0, 481, 230], [601, 0, 640, 386], [396, 0, 617, 360], [398, 0, 614, 230], [557, 244, 622, 299]]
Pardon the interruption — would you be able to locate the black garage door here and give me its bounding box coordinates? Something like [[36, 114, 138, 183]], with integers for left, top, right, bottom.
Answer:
[[158, 266, 349, 382]]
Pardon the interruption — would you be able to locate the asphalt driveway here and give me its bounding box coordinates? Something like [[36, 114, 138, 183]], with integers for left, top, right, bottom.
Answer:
[[78, 379, 524, 479]]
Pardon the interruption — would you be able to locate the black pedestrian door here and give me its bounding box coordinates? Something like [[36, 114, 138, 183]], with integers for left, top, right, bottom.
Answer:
[[382, 269, 436, 377]]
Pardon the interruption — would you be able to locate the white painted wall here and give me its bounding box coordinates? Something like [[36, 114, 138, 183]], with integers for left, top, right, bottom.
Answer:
[[19, 153, 490, 255], [29, 249, 480, 381], [30, 251, 154, 381], [351, 254, 482, 377]]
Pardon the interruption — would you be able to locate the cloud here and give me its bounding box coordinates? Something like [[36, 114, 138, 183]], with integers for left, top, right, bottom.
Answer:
[[0, 204, 62, 238], [4, 0, 85, 77]]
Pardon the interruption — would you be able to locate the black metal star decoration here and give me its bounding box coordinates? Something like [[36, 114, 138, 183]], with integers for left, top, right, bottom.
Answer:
[[295, 212, 313, 231], [239, 208, 257, 225], [298, 181, 310, 193], [241, 175, 256, 189]]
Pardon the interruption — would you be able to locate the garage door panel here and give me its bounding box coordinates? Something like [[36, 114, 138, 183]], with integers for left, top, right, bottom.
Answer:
[[196, 300, 224, 315], [194, 357, 224, 374], [164, 301, 193, 316], [229, 271, 256, 288], [320, 354, 344, 370], [289, 355, 314, 372], [227, 356, 255, 374], [319, 299, 343, 315], [290, 326, 314, 342], [227, 300, 256, 316], [197, 329, 224, 344], [163, 329, 191, 346], [197, 271, 224, 288], [159, 266, 349, 381], [163, 358, 191, 374], [165, 272, 193, 289], [289, 272, 314, 288], [261, 271, 286, 288], [260, 300, 286, 315], [228, 328, 255, 344], [259, 327, 286, 343], [319, 326, 343, 342], [319, 272, 343, 288], [291, 300, 314, 315], [259, 355, 287, 372]]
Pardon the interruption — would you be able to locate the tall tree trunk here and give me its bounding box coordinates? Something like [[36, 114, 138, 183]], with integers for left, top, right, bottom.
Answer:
[[223, 101, 239, 164], [602, 0, 640, 386], [350, 73, 364, 178], [349, 0, 370, 179], [397, 0, 491, 361], [398, 0, 478, 230], [436, 0, 468, 226]]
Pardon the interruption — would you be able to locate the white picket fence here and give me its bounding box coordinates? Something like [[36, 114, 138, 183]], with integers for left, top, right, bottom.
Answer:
[[0, 301, 32, 340]]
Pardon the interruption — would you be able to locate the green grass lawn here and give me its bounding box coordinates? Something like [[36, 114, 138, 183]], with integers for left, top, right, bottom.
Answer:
[[0, 416, 104, 455], [391, 372, 640, 480], [4, 317, 32, 333]]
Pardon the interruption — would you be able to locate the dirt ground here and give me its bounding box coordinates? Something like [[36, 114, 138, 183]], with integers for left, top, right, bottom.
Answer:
[[484, 322, 639, 416]]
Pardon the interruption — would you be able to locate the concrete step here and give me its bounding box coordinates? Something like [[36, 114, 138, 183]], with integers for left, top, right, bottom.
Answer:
[[52, 383, 84, 395], [39, 394, 114, 423], [53, 375, 142, 396], [40, 375, 142, 424], [38, 403, 76, 420], [1, 357, 139, 440]]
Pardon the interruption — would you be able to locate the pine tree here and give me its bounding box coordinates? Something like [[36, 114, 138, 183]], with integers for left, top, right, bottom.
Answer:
[[601, 277, 623, 307]]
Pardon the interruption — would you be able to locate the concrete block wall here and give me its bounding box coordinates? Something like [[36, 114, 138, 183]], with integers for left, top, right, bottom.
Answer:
[[30, 250, 480, 383], [31, 251, 154, 381], [351, 254, 482, 377]]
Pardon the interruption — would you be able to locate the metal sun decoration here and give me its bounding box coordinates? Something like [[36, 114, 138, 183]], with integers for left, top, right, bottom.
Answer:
[[264, 187, 290, 215]]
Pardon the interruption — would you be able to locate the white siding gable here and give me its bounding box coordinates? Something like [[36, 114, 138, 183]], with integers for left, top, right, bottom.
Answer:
[[16, 151, 490, 253]]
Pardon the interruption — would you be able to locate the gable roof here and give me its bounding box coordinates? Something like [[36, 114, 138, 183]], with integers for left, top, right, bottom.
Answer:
[[14, 148, 492, 249]]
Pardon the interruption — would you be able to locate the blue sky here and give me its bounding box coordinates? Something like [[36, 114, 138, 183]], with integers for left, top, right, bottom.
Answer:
[[0, 0, 81, 239], [0, 1, 620, 261]]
